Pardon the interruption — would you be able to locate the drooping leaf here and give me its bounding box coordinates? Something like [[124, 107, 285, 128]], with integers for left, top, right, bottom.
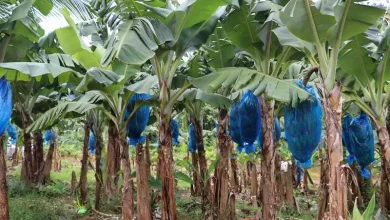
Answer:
[[27, 102, 101, 132], [190, 67, 310, 107], [126, 74, 158, 94], [178, 88, 232, 109], [0, 62, 82, 84]]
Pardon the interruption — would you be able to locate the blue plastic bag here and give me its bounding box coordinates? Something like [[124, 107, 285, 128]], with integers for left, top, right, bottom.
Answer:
[[239, 90, 262, 154], [89, 132, 95, 154], [7, 124, 17, 145], [349, 113, 375, 179], [284, 80, 322, 168], [125, 93, 150, 146], [44, 129, 55, 145], [274, 118, 281, 142], [171, 119, 180, 145], [342, 113, 356, 165], [230, 101, 245, 153], [188, 124, 197, 153], [0, 77, 12, 136]]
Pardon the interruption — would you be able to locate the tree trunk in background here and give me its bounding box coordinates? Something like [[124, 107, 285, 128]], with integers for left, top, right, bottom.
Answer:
[[259, 98, 276, 220], [136, 142, 152, 220], [250, 162, 257, 204], [21, 112, 33, 184], [190, 152, 201, 196], [33, 132, 44, 183], [145, 136, 151, 177], [284, 162, 295, 209], [120, 136, 134, 220], [105, 120, 121, 196], [71, 171, 77, 195], [192, 117, 212, 214], [0, 136, 9, 220], [303, 171, 309, 192], [229, 139, 239, 193], [53, 136, 60, 172], [275, 155, 282, 204], [79, 121, 90, 205], [316, 80, 346, 219], [159, 112, 177, 220], [11, 145, 18, 167], [374, 122, 390, 214], [347, 163, 363, 211], [95, 131, 103, 210], [38, 139, 55, 185], [317, 145, 329, 220], [213, 109, 233, 219]]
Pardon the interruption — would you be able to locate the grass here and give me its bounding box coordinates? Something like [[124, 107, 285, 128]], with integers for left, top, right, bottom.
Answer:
[[8, 178, 77, 220], [5, 153, 378, 220]]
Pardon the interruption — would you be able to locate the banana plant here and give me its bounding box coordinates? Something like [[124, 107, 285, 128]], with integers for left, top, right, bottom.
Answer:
[[276, 0, 385, 218], [98, 1, 237, 218], [339, 28, 390, 214], [189, 1, 313, 218]]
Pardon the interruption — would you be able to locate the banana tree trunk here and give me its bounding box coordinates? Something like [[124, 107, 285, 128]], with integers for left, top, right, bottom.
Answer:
[[11, 145, 18, 167], [229, 139, 239, 193], [136, 142, 152, 220], [120, 135, 134, 220], [146, 135, 151, 177], [259, 98, 276, 220], [159, 83, 177, 220], [53, 138, 60, 172], [316, 80, 347, 219], [0, 136, 9, 220], [95, 130, 104, 210], [192, 117, 213, 213], [374, 121, 390, 214], [191, 152, 201, 196], [33, 132, 44, 183], [105, 120, 121, 196], [250, 162, 257, 203], [213, 109, 233, 219], [38, 138, 55, 185], [21, 112, 33, 184], [79, 120, 90, 205], [317, 144, 329, 220]]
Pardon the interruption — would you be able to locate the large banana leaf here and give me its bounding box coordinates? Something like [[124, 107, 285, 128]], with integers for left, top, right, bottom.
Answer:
[[0, 62, 82, 84], [102, 18, 174, 66], [326, 1, 385, 46], [175, 6, 226, 56], [27, 101, 102, 132], [190, 67, 310, 107], [55, 9, 102, 69], [338, 34, 376, 87], [222, 4, 261, 62], [280, 0, 336, 43], [177, 88, 232, 108], [204, 25, 236, 69]]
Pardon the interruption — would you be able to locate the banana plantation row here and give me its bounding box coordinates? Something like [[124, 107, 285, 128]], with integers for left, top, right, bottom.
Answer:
[[0, 0, 389, 219]]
